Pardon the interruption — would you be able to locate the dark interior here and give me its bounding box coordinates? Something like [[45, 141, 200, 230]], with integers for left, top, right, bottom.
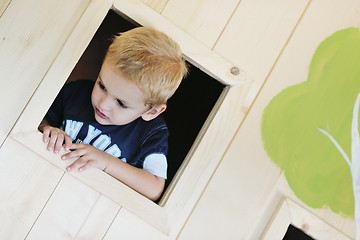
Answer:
[[65, 9, 225, 195], [282, 225, 315, 240]]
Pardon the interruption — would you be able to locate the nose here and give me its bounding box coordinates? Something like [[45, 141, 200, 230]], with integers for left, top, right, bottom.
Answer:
[[98, 95, 112, 111]]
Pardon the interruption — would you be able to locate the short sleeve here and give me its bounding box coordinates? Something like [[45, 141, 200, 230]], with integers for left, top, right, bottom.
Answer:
[[143, 153, 167, 179], [133, 119, 169, 178]]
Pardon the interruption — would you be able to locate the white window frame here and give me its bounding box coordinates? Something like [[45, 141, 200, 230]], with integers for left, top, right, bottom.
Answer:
[[10, 0, 249, 235]]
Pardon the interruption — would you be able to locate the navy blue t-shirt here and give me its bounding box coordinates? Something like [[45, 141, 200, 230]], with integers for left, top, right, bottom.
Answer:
[[45, 80, 168, 179]]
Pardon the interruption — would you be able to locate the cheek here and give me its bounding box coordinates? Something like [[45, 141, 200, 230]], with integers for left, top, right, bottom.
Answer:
[[91, 88, 101, 104], [111, 110, 140, 124], [112, 108, 127, 119]]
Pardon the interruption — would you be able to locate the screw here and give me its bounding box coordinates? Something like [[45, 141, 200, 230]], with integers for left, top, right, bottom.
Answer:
[[230, 67, 240, 76]]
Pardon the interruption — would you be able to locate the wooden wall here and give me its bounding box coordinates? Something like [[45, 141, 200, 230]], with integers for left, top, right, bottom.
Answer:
[[0, 0, 358, 239]]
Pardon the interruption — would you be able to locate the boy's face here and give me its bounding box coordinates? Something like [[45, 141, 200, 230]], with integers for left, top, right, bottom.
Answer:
[[92, 61, 160, 125]]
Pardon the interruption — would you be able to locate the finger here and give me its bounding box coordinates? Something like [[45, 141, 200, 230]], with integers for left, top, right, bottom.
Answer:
[[42, 128, 51, 143], [66, 156, 87, 172], [69, 143, 85, 150], [78, 160, 94, 172], [47, 131, 58, 151], [54, 134, 64, 154], [61, 148, 86, 160], [66, 158, 80, 172], [63, 135, 73, 151]]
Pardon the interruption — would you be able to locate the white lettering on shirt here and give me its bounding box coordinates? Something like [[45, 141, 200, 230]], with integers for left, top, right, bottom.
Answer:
[[92, 134, 111, 150], [105, 144, 121, 158], [63, 120, 122, 158], [83, 125, 102, 144], [64, 120, 83, 140]]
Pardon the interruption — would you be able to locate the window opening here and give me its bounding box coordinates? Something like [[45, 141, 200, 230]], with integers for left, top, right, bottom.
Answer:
[[41, 9, 225, 200]]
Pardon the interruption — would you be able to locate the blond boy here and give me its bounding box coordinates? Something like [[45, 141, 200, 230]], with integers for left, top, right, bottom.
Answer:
[[39, 27, 188, 200]]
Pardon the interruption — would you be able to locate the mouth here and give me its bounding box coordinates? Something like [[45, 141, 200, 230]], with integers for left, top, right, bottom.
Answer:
[[95, 108, 108, 120]]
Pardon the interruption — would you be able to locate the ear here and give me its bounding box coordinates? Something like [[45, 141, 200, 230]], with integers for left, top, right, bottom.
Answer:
[[141, 104, 167, 121]]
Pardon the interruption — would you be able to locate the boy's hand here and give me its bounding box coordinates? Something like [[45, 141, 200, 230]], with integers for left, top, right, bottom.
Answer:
[[42, 125, 72, 154], [61, 143, 111, 172]]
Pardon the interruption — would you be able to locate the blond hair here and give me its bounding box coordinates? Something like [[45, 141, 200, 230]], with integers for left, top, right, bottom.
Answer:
[[104, 27, 188, 107]]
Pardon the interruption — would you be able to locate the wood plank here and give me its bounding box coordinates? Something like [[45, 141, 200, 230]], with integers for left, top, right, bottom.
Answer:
[[162, 0, 240, 49], [10, 0, 113, 135], [75, 195, 121, 240], [25, 174, 100, 240], [261, 199, 292, 240], [0, 0, 90, 145], [163, 0, 308, 236], [0, 0, 11, 16], [214, 0, 310, 109], [140, 0, 168, 13], [162, 84, 252, 238], [0, 138, 63, 240], [177, 119, 281, 239], [179, 0, 360, 239], [104, 208, 168, 240], [12, 131, 169, 233]]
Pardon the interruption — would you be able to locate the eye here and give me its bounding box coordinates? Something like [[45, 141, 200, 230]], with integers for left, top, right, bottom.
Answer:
[[117, 100, 128, 109], [97, 80, 106, 91]]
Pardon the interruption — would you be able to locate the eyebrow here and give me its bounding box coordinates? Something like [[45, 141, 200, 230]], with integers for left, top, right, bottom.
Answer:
[[98, 75, 131, 107]]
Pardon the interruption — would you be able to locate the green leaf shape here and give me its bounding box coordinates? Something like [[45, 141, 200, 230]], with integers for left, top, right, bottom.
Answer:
[[261, 27, 360, 217]]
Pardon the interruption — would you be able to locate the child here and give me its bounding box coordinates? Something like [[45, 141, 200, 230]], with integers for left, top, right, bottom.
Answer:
[[38, 27, 188, 201]]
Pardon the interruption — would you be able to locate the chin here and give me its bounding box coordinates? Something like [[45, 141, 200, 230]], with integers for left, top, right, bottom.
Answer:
[[95, 115, 111, 125]]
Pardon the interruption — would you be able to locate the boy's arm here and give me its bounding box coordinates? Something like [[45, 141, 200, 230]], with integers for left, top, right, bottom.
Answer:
[[105, 156, 165, 201], [63, 144, 165, 201]]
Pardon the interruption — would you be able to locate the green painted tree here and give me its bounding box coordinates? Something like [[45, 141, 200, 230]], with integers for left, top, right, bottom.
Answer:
[[318, 93, 360, 237], [261, 27, 360, 217]]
